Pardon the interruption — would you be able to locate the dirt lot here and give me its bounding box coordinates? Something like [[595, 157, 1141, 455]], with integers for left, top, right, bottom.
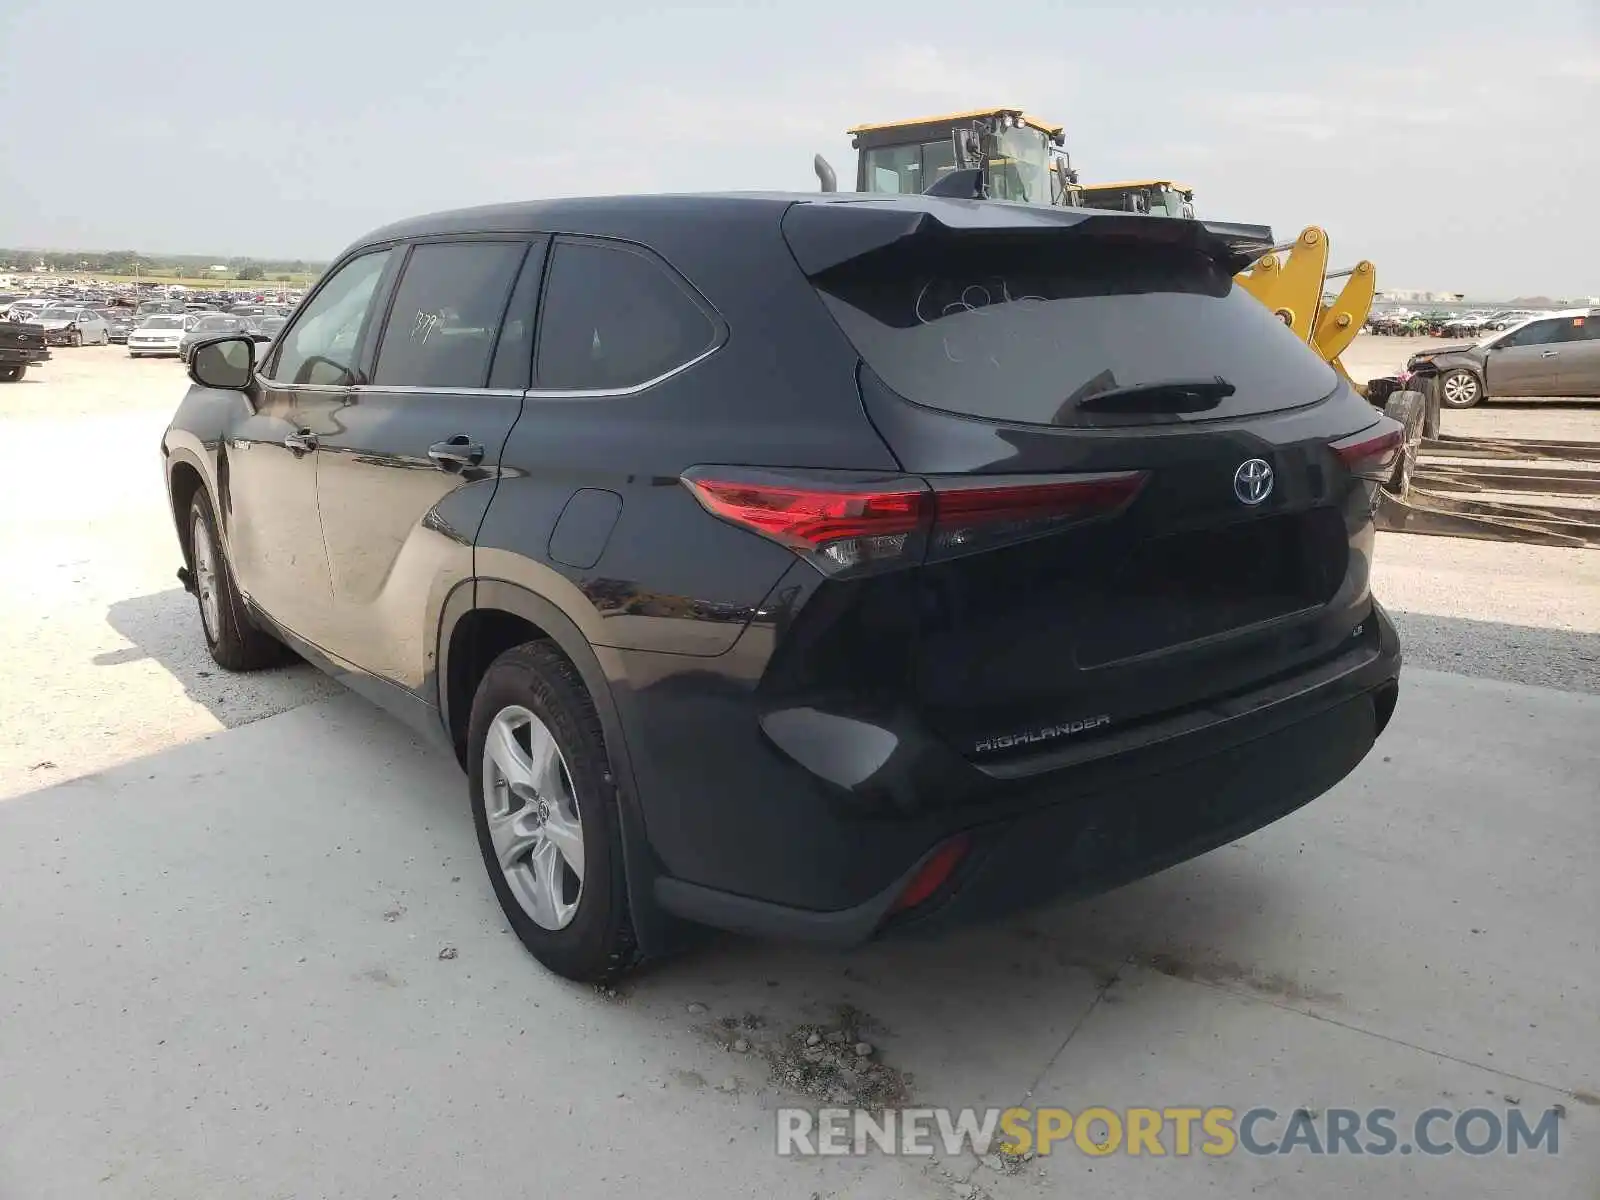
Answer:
[[1, 336, 1597, 1199]]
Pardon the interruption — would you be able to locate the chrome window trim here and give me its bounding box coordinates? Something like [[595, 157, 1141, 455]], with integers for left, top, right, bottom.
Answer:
[[250, 377, 350, 394], [523, 339, 723, 399], [347, 385, 528, 398], [278, 339, 725, 400]]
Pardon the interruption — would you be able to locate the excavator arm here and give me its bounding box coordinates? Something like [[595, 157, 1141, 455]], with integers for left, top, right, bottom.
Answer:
[[1234, 226, 1377, 396]]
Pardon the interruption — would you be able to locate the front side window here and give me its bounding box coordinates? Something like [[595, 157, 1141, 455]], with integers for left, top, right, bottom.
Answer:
[[270, 250, 392, 386], [536, 240, 717, 392], [371, 241, 527, 389]]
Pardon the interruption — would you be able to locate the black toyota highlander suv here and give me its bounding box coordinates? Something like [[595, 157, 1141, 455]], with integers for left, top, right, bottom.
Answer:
[[162, 192, 1403, 982]]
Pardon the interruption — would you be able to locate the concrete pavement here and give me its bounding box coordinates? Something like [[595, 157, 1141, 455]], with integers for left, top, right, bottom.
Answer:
[[2, 668, 1595, 1199]]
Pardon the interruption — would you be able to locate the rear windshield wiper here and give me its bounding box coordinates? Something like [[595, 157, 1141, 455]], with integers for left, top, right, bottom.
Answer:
[[1064, 375, 1237, 417]]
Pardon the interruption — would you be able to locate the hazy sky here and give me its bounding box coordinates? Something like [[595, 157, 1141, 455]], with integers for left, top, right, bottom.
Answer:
[[2, 0, 1595, 297]]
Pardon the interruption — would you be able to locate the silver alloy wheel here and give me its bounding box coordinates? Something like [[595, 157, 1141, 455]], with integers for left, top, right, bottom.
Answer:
[[482, 704, 585, 931], [1442, 371, 1479, 405], [190, 511, 222, 642]]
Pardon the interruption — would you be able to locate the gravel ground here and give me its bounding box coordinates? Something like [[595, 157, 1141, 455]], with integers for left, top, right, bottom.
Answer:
[[1346, 333, 1600, 692], [0, 347, 337, 801], [0, 336, 1594, 799]]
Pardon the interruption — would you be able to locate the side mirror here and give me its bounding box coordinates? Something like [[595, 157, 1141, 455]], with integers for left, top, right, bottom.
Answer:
[[189, 335, 255, 390]]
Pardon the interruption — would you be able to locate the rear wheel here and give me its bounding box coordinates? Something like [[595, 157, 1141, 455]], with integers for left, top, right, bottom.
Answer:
[[1439, 368, 1482, 409], [0, 363, 24, 382], [187, 490, 292, 671], [467, 640, 641, 983]]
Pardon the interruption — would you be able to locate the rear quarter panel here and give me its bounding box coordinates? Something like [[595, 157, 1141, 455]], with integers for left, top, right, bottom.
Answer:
[[475, 202, 898, 658]]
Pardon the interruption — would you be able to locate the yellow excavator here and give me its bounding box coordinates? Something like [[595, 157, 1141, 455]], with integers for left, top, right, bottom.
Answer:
[[815, 107, 1377, 396]]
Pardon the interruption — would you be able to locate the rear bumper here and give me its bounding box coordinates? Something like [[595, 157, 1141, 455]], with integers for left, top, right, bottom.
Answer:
[[647, 606, 1401, 945], [0, 347, 50, 365]]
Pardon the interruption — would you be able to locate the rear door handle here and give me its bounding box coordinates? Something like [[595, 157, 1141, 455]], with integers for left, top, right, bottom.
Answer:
[[1540, 350, 1559, 358], [428, 435, 485, 471], [283, 429, 317, 454]]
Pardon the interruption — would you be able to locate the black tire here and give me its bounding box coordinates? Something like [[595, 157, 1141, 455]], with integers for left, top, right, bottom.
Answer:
[[1383, 390, 1426, 497], [187, 489, 292, 671], [69, 330, 82, 348], [467, 640, 641, 983], [1438, 368, 1483, 409], [0, 363, 23, 382]]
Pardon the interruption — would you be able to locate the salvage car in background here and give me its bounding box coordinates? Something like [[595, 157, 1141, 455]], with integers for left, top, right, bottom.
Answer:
[[105, 311, 137, 344], [35, 307, 112, 347], [178, 314, 263, 363], [1405, 308, 1600, 407], [128, 313, 196, 358]]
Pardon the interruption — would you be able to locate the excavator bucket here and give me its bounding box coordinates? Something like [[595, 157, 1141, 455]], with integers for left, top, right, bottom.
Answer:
[[1234, 226, 1376, 397], [1313, 260, 1376, 365], [1234, 226, 1329, 342]]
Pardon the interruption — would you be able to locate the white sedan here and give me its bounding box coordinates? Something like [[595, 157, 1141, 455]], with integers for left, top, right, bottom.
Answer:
[[128, 314, 197, 358]]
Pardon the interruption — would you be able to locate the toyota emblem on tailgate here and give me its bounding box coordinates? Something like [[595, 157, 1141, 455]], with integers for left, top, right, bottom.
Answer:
[[1234, 458, 1274, 505]]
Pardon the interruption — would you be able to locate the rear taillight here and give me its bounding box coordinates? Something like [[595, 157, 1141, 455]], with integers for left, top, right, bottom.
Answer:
[[927, 473, 1147, 561], [681, 468, 1147, 576], [681, 473, 928, 574], [1331, 418, 1404, 481]]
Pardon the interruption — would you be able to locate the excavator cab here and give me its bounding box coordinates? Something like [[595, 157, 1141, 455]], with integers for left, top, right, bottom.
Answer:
[[811, 113, 1376, 398], [818, 107, 1077, 205], [1076, 180, 1196, 219]]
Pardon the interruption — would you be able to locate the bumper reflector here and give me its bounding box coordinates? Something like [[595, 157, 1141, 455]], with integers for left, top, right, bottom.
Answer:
[[890, 834, 971, 913]]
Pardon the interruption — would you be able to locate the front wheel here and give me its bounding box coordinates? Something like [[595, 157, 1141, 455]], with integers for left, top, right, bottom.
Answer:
[[187, 490, 292, 671], [1439, 368, 1483, 409], [467, 640, 641, 983]]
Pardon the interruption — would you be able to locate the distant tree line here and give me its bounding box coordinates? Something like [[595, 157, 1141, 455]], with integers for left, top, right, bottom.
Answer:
[[0, 248, 325, 281]]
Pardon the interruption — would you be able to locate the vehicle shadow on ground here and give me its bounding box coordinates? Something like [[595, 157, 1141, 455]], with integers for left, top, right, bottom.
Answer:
[[608, 855, 1280, 1111], [99, 586, 339, 726], [1386, 609, 1600, 694]]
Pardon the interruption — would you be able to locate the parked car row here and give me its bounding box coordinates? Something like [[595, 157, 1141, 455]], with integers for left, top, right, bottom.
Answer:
[[1366, 308, 1551, 337], [126, 312, 283, 360], [0, 299, 289, 372]]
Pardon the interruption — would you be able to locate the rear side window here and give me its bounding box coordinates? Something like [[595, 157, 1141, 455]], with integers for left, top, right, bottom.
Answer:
[[372, 241, 527, 389], [536, 239, 716, 391], [1496, 319, 1558, 349], [813, 235, 1339, 427], [1549, 315, 1594, 344]]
